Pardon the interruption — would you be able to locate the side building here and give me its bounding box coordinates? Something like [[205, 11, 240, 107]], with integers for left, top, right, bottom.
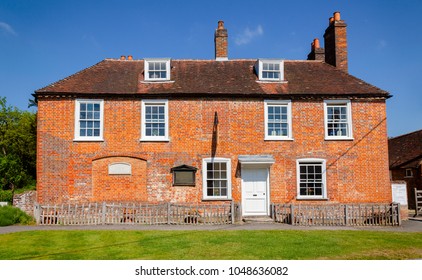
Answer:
[[389, 129, 422, 209]]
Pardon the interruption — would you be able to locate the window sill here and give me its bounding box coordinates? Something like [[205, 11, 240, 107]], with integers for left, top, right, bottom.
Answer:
[[202, 198, 232, 201], [73, 138, 104, 142], [256, 80, 288, 84], [296, 197, 329, 201], [265, 137, 294, 141], [140, 80, 175, 84], [324, 137, 354, 141], [140, 138, 170, 142]]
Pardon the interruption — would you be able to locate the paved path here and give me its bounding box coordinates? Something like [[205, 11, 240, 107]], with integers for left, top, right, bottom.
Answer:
[[1, 219, 421, 234]]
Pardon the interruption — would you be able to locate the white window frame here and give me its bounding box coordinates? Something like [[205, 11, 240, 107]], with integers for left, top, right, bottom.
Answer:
[[202, 158, 232, 200], [324, 100, 353, 140], [264, 100, 293, 140], [144, 58, 171, 81], [74, 99, 104, 141], [256, 59, 284, 81], [296, 158, 327, 200], [141, 99, 169, 141]]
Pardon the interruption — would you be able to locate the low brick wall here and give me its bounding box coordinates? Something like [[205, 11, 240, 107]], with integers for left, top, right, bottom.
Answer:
[[13, 191, 37, 216]]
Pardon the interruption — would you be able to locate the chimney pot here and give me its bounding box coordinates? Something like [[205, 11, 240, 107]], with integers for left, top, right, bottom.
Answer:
[[313, 38, 320, 49], [128, 55, 133, 60], [120, 55, 126, 60], [334, 11, 341, 21], [218, 20, 224, 30]]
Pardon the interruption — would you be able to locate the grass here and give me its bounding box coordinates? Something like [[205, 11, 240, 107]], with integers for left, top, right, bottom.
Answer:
[[0, 229, 421, 260], [0, 206, 35, 226]]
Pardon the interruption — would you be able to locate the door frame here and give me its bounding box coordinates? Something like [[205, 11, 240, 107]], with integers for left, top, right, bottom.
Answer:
[[241, 164, 271, 216]]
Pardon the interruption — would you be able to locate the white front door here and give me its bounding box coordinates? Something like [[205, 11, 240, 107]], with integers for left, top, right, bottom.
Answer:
[[242, 168, 269, 216]]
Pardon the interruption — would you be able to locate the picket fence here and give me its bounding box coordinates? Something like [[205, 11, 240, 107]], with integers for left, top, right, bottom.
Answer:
[[415, 188, 422, 217], [271, 203, 401, 226], [35, 202, 238, 226]]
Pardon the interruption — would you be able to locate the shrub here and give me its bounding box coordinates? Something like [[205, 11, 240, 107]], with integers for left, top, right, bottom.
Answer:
[[0, 206, 35, 226], [0, 190, 13, 204]]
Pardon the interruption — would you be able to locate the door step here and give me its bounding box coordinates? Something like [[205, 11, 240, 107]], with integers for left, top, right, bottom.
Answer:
[[242, 216, 274, 223]]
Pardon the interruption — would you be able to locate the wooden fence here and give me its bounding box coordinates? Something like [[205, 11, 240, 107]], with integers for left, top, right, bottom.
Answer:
[[35, 202, 238, 226], [271, 203, 401, 226], [415, 188, 422, 217]]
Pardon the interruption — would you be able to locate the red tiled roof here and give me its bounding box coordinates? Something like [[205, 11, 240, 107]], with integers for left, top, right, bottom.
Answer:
[[35, 59, 389, 97], [389, 129, 422, 168]]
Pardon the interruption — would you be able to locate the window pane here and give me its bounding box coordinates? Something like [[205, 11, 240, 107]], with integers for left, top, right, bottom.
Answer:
[[267, 104, 289, 137], [299, 162, 324, 197], [205, 160, 229, 198]]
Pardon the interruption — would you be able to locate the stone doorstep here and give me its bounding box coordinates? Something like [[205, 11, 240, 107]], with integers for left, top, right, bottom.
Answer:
[[242, 216, 275, 223]]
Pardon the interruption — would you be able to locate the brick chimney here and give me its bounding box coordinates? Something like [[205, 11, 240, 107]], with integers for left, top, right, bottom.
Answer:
[[307, 38, 325, 61], [323, 11, 348, 72], [215, 20, 228, 61]]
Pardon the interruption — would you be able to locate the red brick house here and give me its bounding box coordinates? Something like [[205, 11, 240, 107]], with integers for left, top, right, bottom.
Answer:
[[34, 12, 392, 217], [389, 129, 422, 209]]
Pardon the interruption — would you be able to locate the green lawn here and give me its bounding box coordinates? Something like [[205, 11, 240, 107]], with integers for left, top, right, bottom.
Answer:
[[0, 230, 421, 260]]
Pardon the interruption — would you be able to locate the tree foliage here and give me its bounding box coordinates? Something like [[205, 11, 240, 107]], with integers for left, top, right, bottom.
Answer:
[[0, 97, 36, 191]]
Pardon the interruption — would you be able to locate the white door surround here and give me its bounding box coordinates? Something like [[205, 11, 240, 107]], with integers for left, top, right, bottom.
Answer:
[[239, 155, 275, 217]]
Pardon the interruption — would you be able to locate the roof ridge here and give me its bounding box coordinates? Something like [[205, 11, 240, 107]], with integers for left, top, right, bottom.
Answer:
[[101, 58, 325, 62]]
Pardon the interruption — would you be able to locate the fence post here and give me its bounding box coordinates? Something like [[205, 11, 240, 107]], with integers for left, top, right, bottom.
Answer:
[[167, 202, 171, 225], [230, 201, 234, 224], [396, 203, 401, 226], [102, 202, 106, 225], [290, 204, 294, 225], [270, 203, 275, 221], [34, 203, 40, 224], [344, 205, 348, 226]]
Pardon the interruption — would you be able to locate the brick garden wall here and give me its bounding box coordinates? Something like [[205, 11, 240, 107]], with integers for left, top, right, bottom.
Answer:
[[36, 97, 391, 205]]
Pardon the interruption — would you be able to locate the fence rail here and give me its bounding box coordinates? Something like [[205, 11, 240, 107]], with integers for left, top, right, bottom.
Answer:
[[271, 203, 401, 226], [35, 202, 238, 226]]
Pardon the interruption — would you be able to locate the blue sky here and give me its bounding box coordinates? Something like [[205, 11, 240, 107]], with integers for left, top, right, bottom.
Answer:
[[0, 0, 421, 137]]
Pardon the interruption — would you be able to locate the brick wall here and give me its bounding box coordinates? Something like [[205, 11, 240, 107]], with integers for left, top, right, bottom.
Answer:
[[36, 97, 391, 205], [13, 191, 37, 216]]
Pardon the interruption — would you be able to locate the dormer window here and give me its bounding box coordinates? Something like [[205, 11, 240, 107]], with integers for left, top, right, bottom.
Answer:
[[256, 59, 284, 81], [144, 59, 170, 81]]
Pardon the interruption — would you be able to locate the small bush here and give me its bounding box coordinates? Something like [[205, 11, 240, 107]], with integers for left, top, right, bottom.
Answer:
[[0, 206, 35, 226], [0, 190, 13, 204]]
